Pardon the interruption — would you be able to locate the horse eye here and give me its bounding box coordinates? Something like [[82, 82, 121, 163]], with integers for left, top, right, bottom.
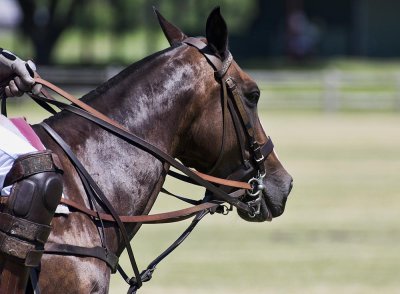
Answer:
[[246, 91, 260, 104]]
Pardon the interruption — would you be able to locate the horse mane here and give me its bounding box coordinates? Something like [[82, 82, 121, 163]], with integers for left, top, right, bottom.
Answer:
[[79, 44, 182, 104]]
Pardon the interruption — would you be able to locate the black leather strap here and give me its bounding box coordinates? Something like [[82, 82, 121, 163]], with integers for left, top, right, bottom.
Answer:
[[0, 213, 51, 244], [40, 122, 142, 287], [29, 268, 41, 294], [261, 138, 274, 162], [36, 99, 253, 214], [44, 243, 119, 273]]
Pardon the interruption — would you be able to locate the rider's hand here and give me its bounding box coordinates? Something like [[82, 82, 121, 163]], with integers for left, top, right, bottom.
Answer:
[[0, 48, 42, 97]]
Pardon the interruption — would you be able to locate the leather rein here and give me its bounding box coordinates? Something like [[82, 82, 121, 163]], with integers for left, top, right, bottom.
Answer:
[[6, 37, 274, 292]]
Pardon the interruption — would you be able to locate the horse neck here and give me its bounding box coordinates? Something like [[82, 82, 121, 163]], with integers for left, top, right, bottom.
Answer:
[[45, 46, 200, 220]]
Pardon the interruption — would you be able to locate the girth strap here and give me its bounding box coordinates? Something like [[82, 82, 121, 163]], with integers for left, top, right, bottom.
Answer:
[[44, 243, 119, 273]]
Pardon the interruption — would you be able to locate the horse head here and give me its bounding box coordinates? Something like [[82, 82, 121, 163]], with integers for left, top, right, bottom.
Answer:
[[155, 8, 293, 222]]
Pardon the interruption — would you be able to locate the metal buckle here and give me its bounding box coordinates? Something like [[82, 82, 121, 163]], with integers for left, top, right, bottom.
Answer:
[[225, 77, 236, 90], [255, 154, 265, 163]]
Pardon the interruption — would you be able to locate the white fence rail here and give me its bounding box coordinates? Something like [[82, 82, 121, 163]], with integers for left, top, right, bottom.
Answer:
[[249, 70, 400, 111], [38, 67, 400, 111]]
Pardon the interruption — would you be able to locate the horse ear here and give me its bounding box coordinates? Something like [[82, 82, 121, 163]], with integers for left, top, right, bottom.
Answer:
[[206, 7, 229, 58], [154, 8, 187, 45]]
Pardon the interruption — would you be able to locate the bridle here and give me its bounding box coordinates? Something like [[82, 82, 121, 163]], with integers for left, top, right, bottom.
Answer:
[[182, 37, 274, 217], [0, 37, 275, 293]]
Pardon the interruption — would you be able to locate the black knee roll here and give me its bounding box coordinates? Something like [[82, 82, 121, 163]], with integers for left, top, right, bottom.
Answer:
[[0, 150, 63, 266], [8, 171, 63, 225], [5, 150, 63, 226]]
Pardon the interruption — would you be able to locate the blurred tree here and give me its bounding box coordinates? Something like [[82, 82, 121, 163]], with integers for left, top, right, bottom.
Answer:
[[16, 0, 259, 65], [17, 0, 84, 64]]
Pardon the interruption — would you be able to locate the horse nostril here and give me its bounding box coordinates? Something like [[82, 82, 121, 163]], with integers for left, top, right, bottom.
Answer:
[[288, 179, 294, 194]]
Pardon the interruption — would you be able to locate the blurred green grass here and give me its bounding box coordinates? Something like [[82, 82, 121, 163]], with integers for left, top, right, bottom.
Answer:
[[110, 111, 400, 294], [6, 102, 400, 293]]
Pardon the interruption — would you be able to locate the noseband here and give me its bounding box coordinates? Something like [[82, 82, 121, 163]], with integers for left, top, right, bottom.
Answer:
[[183, 38, 274, 216]]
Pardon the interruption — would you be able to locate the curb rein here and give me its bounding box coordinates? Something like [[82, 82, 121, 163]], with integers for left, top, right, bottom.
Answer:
[[7, 38, 274, 293]]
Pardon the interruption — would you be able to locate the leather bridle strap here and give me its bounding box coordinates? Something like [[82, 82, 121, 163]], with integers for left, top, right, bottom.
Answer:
[[35, 77, 251, 188], [59, 197, 219, 224], [225, 77, 266, 175], [40, 122, 143, 289], [182, 38, 271, 178], [53, 188, 244, 224], [33, 79, 252, 212]]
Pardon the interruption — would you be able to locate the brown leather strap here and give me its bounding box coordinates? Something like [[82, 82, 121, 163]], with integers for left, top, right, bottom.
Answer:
[[60, 197, 219, 224], [183, 37, 223, 71], [192, 170, 250, 190], [0, 230, 36, 261], [183, 37, 233, 78], [34, 77, 251, 193], [4, 150, 62, 186], [0, 212, 51, 244], [36, 77, 124, 130]]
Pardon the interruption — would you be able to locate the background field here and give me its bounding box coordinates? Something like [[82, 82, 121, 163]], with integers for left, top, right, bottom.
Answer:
[[105, 111, 399, 294], [8, 99, 400, 294]]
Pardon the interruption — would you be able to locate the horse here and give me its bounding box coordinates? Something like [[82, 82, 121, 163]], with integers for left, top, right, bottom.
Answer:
[[29, 8, 293, 293]]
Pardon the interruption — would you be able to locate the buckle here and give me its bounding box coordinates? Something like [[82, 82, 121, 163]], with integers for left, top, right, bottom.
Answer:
[[225, 77, 236, 90], [255, 154, 265, 163]]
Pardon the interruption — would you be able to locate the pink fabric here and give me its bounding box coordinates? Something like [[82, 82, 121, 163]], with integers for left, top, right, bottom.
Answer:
[[9, 117, 45, 151]]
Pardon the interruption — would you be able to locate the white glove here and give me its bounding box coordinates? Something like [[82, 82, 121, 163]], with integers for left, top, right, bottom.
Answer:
[[0, 48, 42, 97]]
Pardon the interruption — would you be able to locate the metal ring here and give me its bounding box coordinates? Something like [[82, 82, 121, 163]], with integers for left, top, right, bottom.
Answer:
[[247, 177, 261, 197]]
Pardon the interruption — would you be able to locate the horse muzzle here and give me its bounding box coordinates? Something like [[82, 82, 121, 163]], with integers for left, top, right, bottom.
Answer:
[[237, 171, 293, 222]]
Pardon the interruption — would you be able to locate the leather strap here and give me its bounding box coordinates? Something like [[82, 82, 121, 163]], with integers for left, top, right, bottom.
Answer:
[[35, 77, 250, 198], [4, 150, 62, 186], [60, 197, 220, 224], [183, 38, 222, 71], [36, 98, 253, 214], [192, 170, 250, 190], [261, 138, 274, 161], [40, 122, 143, 288], [44, 243, 119, 273], [183, 37, 233, 78], [36, 77, 122, 130], [0, 212, 51, 244], [225, 77, 267, 175], [0, 230, 37, 262]]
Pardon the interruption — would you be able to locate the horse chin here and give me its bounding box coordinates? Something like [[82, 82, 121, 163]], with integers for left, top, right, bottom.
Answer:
[[236, 196, 273, 223]]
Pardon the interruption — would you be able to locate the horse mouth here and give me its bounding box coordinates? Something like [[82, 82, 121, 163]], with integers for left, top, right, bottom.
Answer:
[[237, 190, 287, 222], [236, 194, 273, 222]]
